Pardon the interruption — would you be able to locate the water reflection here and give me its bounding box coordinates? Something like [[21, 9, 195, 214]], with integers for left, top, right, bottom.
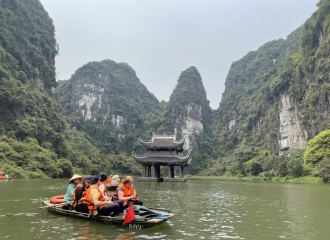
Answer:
[[116, 232, 135, 240], [35, 215, 109, 240], [1, 179, 330, 239]]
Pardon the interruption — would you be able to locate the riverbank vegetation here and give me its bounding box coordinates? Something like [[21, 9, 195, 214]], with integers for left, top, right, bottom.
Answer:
[[206, 0, 330, 183], [188, 175, 322, 184], [200, 129, 330, 183]]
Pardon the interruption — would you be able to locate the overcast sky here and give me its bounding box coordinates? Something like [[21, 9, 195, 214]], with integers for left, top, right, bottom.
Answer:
[[40, 0, 318, 109]]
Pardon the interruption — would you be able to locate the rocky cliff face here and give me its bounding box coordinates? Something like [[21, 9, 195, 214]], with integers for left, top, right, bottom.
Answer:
[[175, 102, 204, 150], [161, 67, 212, 151], [74, 83, 104, 121], [278, 93, 307, 155], [214, 0, 330, 157], [58, 59, 159, 152], [214, 29, 303, 154], [0, 0, 106, 178]]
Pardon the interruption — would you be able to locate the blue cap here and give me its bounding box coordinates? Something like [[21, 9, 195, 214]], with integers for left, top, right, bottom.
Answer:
[[90, 175, 99, 184]]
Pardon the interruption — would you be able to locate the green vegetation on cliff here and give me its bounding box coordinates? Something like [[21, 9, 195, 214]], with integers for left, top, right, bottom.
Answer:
[[160, 67, 215, 173], [0, 0, 57, 89], [208, 0, 330, 181], [0, 0, 140, 178], [161, 66, 212, 133], [2, 0, 330, 181], [214, 27, 303, 155], [58, 60, 159, 154]]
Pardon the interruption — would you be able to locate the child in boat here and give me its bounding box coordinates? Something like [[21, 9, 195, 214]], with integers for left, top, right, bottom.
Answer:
[[116, 176, 143, 210], [63, 174, 82, 202]]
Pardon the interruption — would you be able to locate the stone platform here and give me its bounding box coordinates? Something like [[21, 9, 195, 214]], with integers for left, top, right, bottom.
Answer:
[[164, 178, 187, 182], [138, 177, 163, 182]]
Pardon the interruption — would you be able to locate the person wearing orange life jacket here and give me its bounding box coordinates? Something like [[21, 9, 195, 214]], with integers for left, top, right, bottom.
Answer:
[[111, 175, 120, 184], [105, 175, 113, 197], [106, 175, 113, 185], [85, 175, 121, 216], [116, 176, 143, 209], [73, 176, 92, 213], [106, 174, 120, 197]]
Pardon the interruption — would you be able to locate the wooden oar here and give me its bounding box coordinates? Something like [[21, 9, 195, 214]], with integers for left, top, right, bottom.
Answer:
[[39, 201, 72, 209], [147, 207, 171, 213], [0, 201, 73, 217]]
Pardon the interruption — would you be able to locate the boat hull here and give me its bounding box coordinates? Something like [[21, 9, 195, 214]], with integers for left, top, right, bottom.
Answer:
[[106, 184, 119, 190], [41, 201, 173, 229]]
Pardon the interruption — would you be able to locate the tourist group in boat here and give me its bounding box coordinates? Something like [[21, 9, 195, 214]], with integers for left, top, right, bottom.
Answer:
[[0, 171, 12, 180], [54, 174, 143, 217]]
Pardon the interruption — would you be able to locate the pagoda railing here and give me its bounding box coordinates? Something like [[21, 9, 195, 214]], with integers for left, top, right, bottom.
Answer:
[[138, 134, 185, 143]]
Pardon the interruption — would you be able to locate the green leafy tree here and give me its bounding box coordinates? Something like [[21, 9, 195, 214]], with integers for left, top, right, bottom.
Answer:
[[304, 129, 330, 169], [287, 149, 304, 177], [318, 158, 330, 182], [250, 162, 263, 176]]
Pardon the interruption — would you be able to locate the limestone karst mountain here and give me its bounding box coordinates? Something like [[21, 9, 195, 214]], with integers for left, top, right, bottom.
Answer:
[[58, 59, 159, 153], [2, 0, 330, 179], [161, 66, 213, 150], [210, 0, 330, 177], [58, 64, 215, 173], [159, 67, 215, 173], [0, 0, 113, 178]]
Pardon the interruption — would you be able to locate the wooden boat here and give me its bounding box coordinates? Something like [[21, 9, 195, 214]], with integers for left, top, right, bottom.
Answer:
[[41, 200, 174, 229], [0, 171, 12, 180], [106, 183, 120, 190]]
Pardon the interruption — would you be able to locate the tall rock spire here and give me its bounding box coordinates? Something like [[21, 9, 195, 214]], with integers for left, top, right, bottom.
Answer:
[[162, 66, 212, 150]]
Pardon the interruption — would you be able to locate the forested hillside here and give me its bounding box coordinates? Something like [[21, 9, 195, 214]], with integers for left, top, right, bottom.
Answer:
[[0, 0, 140, 178], [58, 64, 214, 174], [2, 0, 330, 180], [58, 59, 159, 154], [0, 0, 57, 89], [209, 0, 330, 181]]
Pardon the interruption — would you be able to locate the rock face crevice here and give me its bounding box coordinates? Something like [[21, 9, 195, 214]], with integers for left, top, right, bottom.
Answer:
[[278, 94, 307, 155], [174, 103, 204, 150], [73, 83, 105, 121], [71, 80, 129, 133]]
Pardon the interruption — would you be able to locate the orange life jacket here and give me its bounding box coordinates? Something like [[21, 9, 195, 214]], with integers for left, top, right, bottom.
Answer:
[[85, 185, 105, 211], [106, 177, 112, 185], [116, 183, 135, 206], [72, 183, 82, 206], [73, 184, 90, 207]]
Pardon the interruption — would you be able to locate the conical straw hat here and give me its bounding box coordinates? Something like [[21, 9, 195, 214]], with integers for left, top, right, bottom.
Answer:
[[69, 174, 82, 182]]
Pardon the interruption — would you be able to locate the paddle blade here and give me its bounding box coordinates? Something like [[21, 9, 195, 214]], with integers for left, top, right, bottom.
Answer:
[[123, 203, 135, 225]]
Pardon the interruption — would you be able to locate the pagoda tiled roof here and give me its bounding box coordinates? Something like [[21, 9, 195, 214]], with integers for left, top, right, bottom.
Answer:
[[132, 151, 192, 166], [138, 134, 185, 150]]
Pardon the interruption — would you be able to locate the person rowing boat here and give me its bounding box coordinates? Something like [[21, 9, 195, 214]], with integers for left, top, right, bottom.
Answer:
[[63, 174, 82, 203]]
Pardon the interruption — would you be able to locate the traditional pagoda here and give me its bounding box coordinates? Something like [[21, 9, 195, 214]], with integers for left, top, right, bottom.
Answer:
[[132, 134, 192, 182]]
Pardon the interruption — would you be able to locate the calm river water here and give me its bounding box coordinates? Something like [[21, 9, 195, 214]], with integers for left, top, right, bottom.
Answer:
[[1, 178, 330, 240]]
